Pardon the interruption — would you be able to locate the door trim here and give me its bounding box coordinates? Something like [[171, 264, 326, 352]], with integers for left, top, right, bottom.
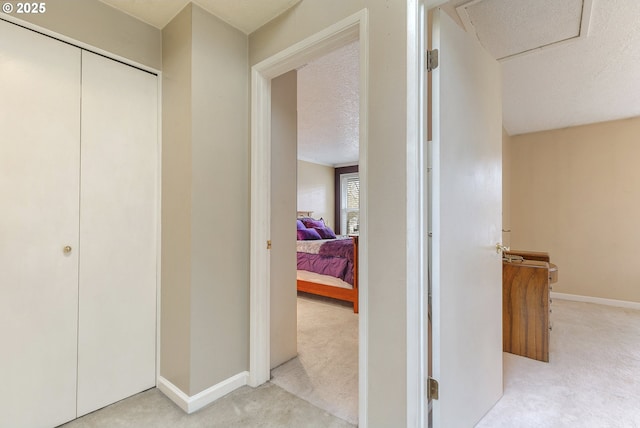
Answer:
[[249, 8, 369, 425], [407, 0, 425, 426]]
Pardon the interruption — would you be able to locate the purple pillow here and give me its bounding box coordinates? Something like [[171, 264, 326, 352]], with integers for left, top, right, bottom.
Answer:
[[314, 226, 337, 239], [301, 217, 325, 228], [297, 228, 322, 240], [296, 220, 306, 230]]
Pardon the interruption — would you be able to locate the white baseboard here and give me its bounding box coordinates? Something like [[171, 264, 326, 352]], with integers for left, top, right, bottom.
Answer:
[[551, 292, 640, 310], [157, 371, 249, 414]]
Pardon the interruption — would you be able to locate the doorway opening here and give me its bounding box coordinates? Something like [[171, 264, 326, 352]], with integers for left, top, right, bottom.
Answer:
[[249, 9, 369, 426], [269, 39, 361, 425]]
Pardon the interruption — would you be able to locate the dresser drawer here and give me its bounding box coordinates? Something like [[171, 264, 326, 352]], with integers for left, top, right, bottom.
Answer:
[[503, 260, 550, 362]]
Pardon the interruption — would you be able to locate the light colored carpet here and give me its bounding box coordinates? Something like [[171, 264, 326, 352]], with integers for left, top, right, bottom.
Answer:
[[271, 293, 359, 426], [61, 383, 352, 428], [58, 294, 639, 427], [58, 293, 358, 428], [477, 299, 640, 428]]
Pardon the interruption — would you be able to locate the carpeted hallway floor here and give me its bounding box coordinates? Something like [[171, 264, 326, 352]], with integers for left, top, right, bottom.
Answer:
[[61, 383, 351, 428], [271, 293, 359, 425], [61, 293, 358, 428], [60, 297, 640, 427]]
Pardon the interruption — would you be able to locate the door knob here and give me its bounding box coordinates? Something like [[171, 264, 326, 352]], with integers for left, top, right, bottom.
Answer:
[[496, 243, 509, 254], [63, 245, 72, 254]]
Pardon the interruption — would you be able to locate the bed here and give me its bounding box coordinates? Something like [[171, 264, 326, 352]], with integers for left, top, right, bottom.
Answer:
[[296, 217, 359, 313]]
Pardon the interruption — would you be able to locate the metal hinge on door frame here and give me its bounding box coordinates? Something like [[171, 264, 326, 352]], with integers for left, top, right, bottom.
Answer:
[[426, 49, 439, 72], [427, 377, 439, 400]]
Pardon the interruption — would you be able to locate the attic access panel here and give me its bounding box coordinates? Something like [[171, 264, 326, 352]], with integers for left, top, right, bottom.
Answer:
[[456, 0, 593, 61]]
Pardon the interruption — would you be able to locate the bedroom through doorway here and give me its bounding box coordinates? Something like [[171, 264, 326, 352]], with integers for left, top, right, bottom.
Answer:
[[268, 39, 361, 425]]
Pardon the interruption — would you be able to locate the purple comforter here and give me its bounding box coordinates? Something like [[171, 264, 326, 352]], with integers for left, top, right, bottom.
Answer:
[[319, 239, 354, 263], [297, 238, 355, 285]]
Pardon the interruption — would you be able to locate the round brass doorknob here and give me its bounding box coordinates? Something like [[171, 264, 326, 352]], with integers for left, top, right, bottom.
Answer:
[[63, 245, 72, 254]]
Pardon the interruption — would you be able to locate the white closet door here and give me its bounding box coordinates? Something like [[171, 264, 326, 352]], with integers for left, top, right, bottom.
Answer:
[[77, 51, 158, 416], [0, 20, 81, 428]]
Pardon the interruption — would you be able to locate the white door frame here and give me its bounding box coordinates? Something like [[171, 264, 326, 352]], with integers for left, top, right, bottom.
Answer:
[[406, 0, 425, 426], [407, 2, 461, 427], [249, 8, 369, 424]]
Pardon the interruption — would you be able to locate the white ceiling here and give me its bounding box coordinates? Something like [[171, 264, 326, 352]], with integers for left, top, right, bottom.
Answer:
[[99, 0, 301, 33], [457, 0, 586, 60], [296, 0, 640, 164], [450, 0, 640, 135], [297, 41, 360, 167], [101, 0, 640, 145]]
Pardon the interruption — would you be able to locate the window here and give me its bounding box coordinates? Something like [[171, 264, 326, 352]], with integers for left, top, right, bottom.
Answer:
[[340, 173, 359, 235]]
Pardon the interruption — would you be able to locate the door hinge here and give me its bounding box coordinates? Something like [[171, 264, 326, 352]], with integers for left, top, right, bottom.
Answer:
[[427, 49, 439, 72], [267, 240, 272, 250], [427, 377, 439, 400]]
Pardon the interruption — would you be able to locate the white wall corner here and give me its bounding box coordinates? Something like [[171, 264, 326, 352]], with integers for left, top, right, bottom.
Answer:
[[158, 371, 249, 414], [551, 292, 640, 311]]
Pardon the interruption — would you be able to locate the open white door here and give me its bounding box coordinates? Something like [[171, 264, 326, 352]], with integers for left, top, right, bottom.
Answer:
[[430, 8, 503, 427]]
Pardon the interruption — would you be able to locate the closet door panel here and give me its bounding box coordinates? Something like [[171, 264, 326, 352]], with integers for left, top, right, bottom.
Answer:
[[0, 20, 81, 428], [77, 51, 158, 416]]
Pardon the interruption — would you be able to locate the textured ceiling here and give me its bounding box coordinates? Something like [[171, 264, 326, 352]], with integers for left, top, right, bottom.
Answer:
[[457, 0, 585, 60], [297, 41, 360, 167], [99, 0, 301, 33], [449, 0, 640, 135], [101, 0, 640, 139]]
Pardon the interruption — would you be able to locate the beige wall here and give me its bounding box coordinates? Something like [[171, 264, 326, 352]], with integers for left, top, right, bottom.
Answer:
[[509, 116, 640, 303], [160, 4, 193, 394], [2, 0, 161, 70], [251, 1, 410, 424], [161, 4, 249, 396], [297, 160, 335, 228], [189, 4, 249, 395], [270, 71, 298, 368]]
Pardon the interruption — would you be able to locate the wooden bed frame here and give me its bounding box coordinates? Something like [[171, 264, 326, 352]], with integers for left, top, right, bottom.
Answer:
[[296, 235, 359, 313]]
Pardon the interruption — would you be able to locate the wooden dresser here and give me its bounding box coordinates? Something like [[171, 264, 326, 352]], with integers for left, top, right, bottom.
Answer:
[[502, 250, 558, 362]]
